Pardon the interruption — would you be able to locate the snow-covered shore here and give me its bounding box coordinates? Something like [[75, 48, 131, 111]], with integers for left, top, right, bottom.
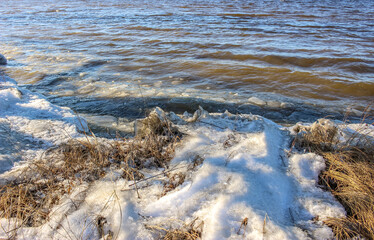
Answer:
[[0, 75, 87, 174], [2, 76, 370, 239]]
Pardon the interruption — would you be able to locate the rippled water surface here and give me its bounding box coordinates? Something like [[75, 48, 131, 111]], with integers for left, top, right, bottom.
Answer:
[[1, 0, 373, 124]]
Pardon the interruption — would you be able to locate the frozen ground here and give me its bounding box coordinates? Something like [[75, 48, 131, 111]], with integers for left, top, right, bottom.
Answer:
[[1, 76, 371, 239]]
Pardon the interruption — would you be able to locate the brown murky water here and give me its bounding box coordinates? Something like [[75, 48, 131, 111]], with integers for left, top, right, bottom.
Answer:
[[1, 0, 373, 123]]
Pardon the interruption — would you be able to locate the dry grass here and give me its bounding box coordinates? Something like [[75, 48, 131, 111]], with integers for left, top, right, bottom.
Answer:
[[0, 110, 181, 238], [236, 217, 248, 236], [0, 139, 112, 231], [322, 150, 374, 239], [294, 118, 374, 239], [113, 132, 179, 171], [146, 218, 203, 240], [162, 172, 186, 197], [293, 118, 339, 152], [162, 229, 201, 240]]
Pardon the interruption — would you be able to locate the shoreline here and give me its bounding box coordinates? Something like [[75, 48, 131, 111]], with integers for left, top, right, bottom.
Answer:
[[3, 74, 372, 239]]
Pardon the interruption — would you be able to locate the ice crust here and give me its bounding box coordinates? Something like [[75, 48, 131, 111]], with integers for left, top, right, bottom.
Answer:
[[0, 77, 354, 239]]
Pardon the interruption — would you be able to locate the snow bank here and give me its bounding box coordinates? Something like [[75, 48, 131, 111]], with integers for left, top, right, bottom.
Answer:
[[0, 76, 350, 239], [0, 75, 86, 174]]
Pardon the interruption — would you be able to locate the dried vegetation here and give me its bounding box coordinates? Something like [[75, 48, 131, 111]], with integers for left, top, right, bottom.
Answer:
[[0, 110, 182, 238], [146, 218, 203, 240], [294, 116, 374, 239], [162, 172, 186, 197]]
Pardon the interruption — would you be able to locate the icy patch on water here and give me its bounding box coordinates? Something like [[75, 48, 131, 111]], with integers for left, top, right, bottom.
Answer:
[[80, 113, 135, 137]]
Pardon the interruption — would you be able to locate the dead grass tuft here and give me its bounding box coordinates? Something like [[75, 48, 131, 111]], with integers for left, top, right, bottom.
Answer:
[[114, 132, 179, 170], [237, 217, 248, 236], [294, 118, 374, 239], [321, 150, 374, 240], [42, 139, 111, 181], [293, 118, 338, 152], [187, 155, 204, 171], [146, 218, 203, 240], [162, 172, 186, 196], [0, 183, 49, 227], [0, 139, 112, 231], [162, 228, 201, 240]]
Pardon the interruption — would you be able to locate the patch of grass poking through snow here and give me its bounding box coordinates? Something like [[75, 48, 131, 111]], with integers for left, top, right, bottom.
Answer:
[[146, 218, 203, 240], [0, 139, 112, 233], [294, 118, 374, 239], [161, 172, 186, 197], [0, 109, 182, 238], [236, 217, 248, 236]]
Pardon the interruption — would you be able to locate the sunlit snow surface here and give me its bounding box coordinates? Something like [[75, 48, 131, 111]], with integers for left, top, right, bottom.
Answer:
[[0, 75, 87, 174], [0, 77, 356, 239]]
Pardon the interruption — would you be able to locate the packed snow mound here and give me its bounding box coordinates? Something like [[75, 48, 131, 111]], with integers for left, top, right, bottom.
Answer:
[[0, 75, 87, 173]]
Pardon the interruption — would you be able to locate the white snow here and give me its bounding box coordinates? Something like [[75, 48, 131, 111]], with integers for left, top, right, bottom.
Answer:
[[0, 75, 87, 173], [0, 76, 357, 239]]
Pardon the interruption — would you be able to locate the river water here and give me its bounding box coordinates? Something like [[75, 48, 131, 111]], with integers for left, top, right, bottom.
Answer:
[[1, 0, 373, 126]]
